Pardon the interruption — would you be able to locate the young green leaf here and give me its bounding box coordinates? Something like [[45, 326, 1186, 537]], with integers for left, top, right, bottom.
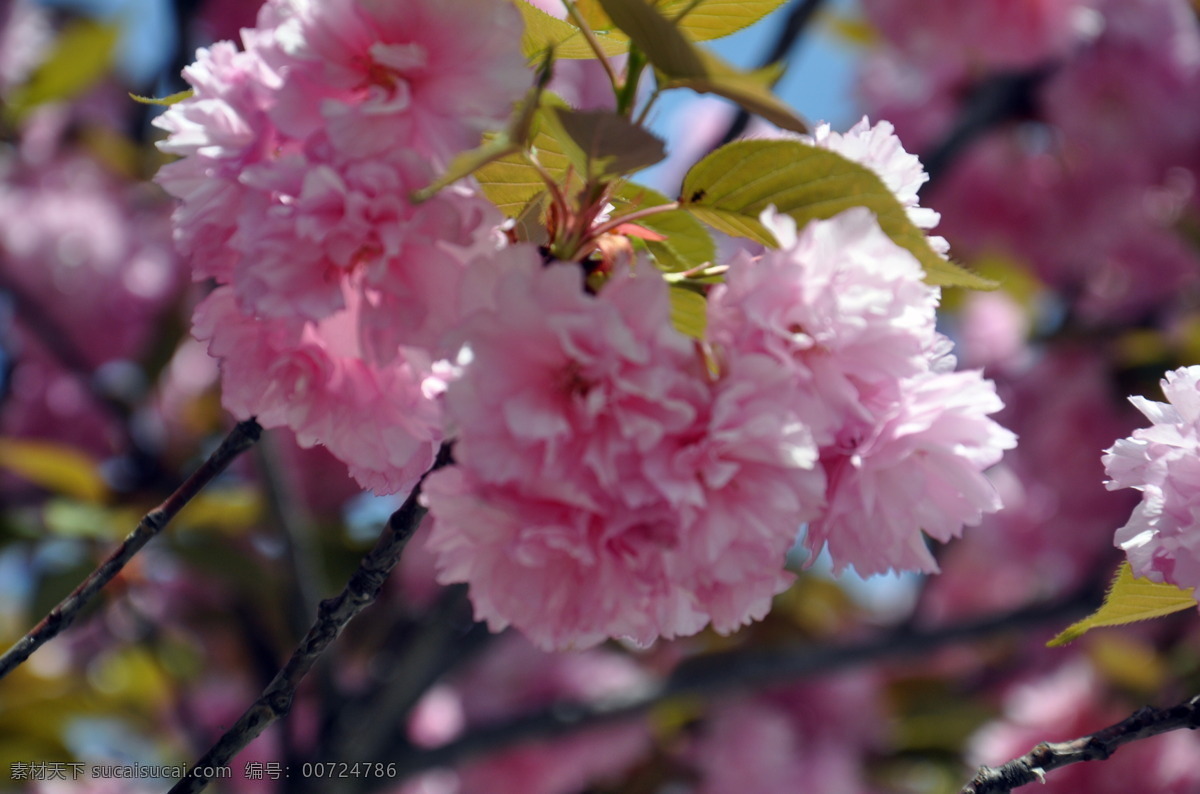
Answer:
[[596, 0, 806, 132], [664, 0, 790, 41], [668, 284, 708, 338], [550, 108, 666, 178], [0, 439, 108, 503], [1048, 562, 1197, 647], [661, 50, 804, 133], [518, 1, 629, 59], [129, 89, 195, 106], [597, 0, 706, 74], [579, 0, 789, 43], [612, 183, 715, 271], [4, 20, 119, 122], [681, 139, 996, 289], [474, 112, 575, 216]]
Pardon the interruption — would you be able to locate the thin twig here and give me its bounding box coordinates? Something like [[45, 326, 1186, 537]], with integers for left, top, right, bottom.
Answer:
[[377, 584, 1100, 780], [0, 419, 263, 681], [921, 67, 1051, 190], [590, 201, 681, 237], [167, 444, 453, 794], [960, 695, 1200, 793], [562, 0, 621, 93]]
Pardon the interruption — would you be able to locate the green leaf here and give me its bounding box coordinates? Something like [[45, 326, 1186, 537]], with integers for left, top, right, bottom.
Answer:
[[0, 439, 108, 502], [1048, 562, 1197, 647], [613, 183, 715, 271], [550, 108, 666, 178], [681, 139, 996, 289], [665, 0, 790, 41], [579, 0, 788, 43], [475, 109, 575, 217], [518, 0, 629, 59], [598, 0, 705, 74], [129, 89, 194, 106], [596, 0, 806, 132], [662, 50, 805, 133], [176, 487, 263, 533], [668, 284, 707, 338], [4, 20, 120, 122], [43, 500, 140, 539]]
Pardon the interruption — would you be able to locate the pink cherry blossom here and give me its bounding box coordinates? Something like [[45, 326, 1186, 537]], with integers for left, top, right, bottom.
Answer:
[[249, 0, 527, 161], [424, 256, 825, 649], [1104, 366, 1200, 590], [708, 208, 1013, 577], [707, 207, 940, 447], [400, 633, 651, 794], [808, 366, 1017, 576], [192, 285, 443, 495], [863, 0, 1100, 71], [684, 672, 885, 794], [805, 116, 949, 254]]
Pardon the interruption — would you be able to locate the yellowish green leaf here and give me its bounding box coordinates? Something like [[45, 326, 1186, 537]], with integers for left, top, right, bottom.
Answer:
[[550, 107, 666, 178], [665, 0, 790, 40], [43, 500, 140, 540], [663, 49, 805, 133], [176, 486, 263, 533], [687, 205, 777, 247], [1087, 634, 1169, 694], [475, 110, 575, 217], [598, 0, 705, 74], [1048, 562, 1197, 647], [4, 20, 119, 122], [0, 439, 107, 502], [579, 0, 789, 43], [129, 89, 194, 106], [517, 0, 629, 59], [681, 139, 996, 289], [668, 284, 707, 338], [613, 182, 715, 271], [597, 0, 806, 132]]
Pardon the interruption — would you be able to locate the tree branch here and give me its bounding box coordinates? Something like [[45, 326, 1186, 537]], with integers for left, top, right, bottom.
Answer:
[[0, 418, 263, 681], [716, 0, 827, 146], [960, 695, 1200, 793], [167, 443, 453, 794], [379, 584, 1100, 781]]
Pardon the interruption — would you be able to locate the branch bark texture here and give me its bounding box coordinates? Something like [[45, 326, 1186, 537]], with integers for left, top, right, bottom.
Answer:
[[167, 443, 452, 794], [960, 695, 1200, 793], [379, 585, 1099, 780], [0, 419, 263, 681]]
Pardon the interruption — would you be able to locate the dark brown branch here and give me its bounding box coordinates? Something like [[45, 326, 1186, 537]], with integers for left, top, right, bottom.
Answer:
[[960, 695, 1200, 793], [716, 0, 826, 146], [378, 584, 1099, 781], [167, 443, 453, 794], [920, 67, 1050, 190], [0, 418, 263, 681]]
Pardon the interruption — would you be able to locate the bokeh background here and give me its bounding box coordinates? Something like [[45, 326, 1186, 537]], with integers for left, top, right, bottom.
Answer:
[[3, 1, 1200, 792]]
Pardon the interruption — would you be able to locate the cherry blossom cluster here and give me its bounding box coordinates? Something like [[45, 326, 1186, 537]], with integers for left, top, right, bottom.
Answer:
[[154, 0, 528, 494], [157, 1, 1016, 649], [1104, 366, 1200, 591]]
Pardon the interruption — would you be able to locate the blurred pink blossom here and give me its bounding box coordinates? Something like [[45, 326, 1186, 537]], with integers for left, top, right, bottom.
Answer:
[[400, 633, 651, 794], [684, 672, 885, 794], [862, 0, 1100, 71]]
